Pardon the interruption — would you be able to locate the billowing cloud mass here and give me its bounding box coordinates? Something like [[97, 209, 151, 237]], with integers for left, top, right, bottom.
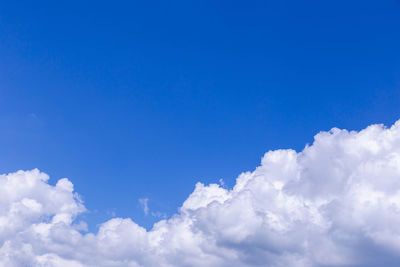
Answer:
[[3, 121, 400, 266]]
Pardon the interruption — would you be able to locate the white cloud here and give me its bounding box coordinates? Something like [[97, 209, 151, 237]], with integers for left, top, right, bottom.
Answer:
[[139, 198, 149, 216], [2, 121, 400, 266]]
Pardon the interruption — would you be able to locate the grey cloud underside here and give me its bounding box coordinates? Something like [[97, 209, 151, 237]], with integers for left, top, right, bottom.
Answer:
[[2, 121, 400, 266]]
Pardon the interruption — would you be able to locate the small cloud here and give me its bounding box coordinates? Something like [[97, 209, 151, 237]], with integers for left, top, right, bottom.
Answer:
[[151, 211, 167, 219], [138, 198, 149, 216], [219, 178, 225, 187], [29, 113, 38, 119]]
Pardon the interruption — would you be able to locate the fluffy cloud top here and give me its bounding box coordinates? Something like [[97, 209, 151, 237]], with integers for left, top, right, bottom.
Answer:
[[2, 121, 400, 266]]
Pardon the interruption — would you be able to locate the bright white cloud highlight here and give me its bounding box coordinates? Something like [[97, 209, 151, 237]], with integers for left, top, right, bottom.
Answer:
[[2, 121, 400, 266]]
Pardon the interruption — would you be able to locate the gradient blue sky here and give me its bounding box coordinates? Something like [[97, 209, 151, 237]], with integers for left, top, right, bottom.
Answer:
[[1, 0, 400, 229]]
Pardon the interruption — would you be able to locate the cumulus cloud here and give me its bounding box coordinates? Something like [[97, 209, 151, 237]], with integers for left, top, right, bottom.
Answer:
[[2, 121, 400, 266]]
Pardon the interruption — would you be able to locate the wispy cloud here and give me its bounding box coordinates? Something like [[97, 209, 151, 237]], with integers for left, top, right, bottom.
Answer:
[[138, 198, 149, 216]]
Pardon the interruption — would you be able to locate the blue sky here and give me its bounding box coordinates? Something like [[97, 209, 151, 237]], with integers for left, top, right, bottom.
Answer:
[[1, 0, 400, 231]]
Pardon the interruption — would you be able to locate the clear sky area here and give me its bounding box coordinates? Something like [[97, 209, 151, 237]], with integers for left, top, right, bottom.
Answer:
[[1, 0, 400, 232]]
